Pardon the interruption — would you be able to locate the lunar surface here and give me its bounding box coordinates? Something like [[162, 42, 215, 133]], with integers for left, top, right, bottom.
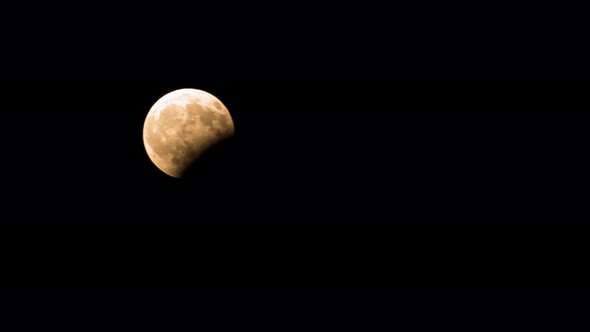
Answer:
[[143, 88, 234, 178]]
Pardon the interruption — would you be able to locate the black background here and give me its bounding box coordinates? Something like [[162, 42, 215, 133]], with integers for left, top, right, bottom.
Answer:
[[2, 2, 590, 330]]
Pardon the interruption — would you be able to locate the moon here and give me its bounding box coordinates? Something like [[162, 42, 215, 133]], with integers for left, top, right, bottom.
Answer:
[[143, 88, 235, 178]]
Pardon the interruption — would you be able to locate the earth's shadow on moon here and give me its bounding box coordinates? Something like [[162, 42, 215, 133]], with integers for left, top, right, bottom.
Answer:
[[147, 137, 241, 225], [177, 137, 239, 194]]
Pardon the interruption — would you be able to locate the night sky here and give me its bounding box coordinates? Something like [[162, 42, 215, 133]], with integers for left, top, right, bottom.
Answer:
[[1, 80, 589, 290], [2, 4, 589, 329]]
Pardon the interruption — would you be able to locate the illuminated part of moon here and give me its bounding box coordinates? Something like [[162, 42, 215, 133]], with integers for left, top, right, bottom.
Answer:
[[143, 88, 235, 178]]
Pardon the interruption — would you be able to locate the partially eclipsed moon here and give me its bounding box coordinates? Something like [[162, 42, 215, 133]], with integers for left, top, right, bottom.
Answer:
[[143, 88, 235, 178]]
